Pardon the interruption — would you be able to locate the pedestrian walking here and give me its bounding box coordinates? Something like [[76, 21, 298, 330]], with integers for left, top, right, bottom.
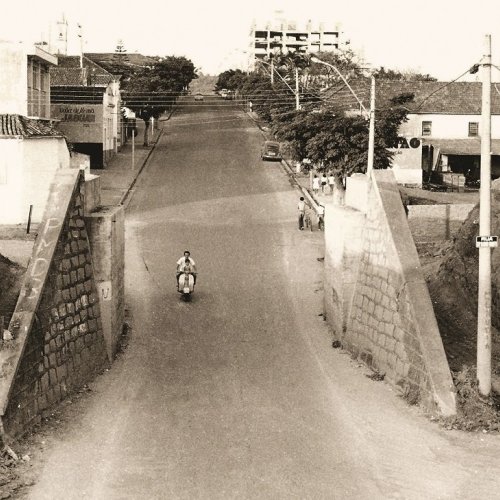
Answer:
[[312, 174, 320, 195], [328, 172, 335, 194], [298, 197, 306, 230], [321, 173, 328, 194]]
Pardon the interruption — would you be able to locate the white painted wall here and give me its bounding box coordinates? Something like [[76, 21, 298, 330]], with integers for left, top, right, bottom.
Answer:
[[103, 81, 120, 155], [0, 41, 28, 115], [0, 137, 70, 224], [399, 113, 500, 139]]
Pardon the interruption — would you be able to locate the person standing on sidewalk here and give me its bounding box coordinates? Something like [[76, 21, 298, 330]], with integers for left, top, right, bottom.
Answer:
[[328, 172, 335, 194], [298, 197, 306, 230], [312, 175, 320, 195], [321, 173, 328, 194]]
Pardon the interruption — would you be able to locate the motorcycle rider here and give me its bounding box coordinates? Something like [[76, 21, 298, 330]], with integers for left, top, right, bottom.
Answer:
[[176, 250, 197, 289]]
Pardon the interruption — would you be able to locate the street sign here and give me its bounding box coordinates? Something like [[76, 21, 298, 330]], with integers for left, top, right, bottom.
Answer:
[[476, 236, 498, 248]]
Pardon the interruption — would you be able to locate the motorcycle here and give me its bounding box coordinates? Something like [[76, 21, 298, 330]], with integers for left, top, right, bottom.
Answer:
[[178, 269, 195, 301]]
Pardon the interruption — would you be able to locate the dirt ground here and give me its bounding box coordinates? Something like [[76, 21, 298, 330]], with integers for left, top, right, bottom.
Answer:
[[409, 185, 500, 432]]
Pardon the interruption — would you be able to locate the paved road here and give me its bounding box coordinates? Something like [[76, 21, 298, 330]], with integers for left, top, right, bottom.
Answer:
[[28, 96, 500, 499]]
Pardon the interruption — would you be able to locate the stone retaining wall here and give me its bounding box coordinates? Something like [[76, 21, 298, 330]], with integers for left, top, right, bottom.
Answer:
[[324, 170, 456, 416], [0, 170, 107, 437]]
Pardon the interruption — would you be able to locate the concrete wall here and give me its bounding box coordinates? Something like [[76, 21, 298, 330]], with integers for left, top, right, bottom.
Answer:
[[0, 170, 107, 437], [0, 137, 70, 224], [400, 113, 500, 139], [86, 206, 125, 361], [0, 41, 28, 115], [84, 174, 102, 215], [70, 152, 91, 174], [324, 170, 456, 416], [408, 203, 475, 243]]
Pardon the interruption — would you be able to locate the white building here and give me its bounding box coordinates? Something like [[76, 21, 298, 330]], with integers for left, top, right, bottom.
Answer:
[[0, 41, 71, 225], [50, 55, 121, 168], [324, 80, 500, 187]]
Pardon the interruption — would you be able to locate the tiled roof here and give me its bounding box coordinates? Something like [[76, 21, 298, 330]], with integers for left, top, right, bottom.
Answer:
[[0, 115, 63, 137], [84, 52, 156, 74], [322, 79, 500, 115], [52, 55, 115, 86], [50, 67, 87, 86]]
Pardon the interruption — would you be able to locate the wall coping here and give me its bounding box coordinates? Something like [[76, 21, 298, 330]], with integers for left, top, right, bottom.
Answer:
[[372, 169, 456, 415], [0, 169, 82, 415]]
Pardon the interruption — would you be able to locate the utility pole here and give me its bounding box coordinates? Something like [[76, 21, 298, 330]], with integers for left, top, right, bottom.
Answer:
[[295, 66, 300, 111], [477, 34, 492, 396], [77, 23, 83, 68], [367, 75, 375, 177], [270, 56, 274, 84]]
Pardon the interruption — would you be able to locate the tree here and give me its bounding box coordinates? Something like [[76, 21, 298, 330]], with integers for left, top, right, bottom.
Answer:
[[217, 59, 415, 195], [374, 67, 437, 81], [216, 69, 247, 91], [123, 56, 197, 145], [274, 93, 414, 191]]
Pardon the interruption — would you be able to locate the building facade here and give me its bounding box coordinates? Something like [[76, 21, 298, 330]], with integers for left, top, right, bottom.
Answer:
[[249, 14, 340, 69], [50, 56, 121, 168], [325, 80, 500, 187], [0, 41, 71, 225], [381, 81, 500, 187], [0, 41, 57, 119]]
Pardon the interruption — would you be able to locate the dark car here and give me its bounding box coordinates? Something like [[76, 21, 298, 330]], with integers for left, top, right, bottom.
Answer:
[[261, 141, 282, 161]]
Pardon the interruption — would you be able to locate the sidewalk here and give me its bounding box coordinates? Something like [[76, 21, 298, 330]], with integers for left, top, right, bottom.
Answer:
[[245, 110, 334, 215], [90, 121, 163, 207]]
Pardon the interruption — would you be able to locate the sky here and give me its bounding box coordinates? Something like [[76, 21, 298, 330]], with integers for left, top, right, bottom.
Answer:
[[3, 0, 500, 80]]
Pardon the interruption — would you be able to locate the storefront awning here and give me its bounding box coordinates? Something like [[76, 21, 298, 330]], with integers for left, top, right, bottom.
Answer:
[[423, 138, 500, 156]]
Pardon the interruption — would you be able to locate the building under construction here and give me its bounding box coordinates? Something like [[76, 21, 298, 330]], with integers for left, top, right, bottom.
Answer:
[[249, 13, 341, 69]]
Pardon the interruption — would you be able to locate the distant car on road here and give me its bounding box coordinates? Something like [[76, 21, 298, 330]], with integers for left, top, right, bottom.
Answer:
[[220, 89, 228, 98], [261, 141, 282, 161], [194, 92, 204, 101]]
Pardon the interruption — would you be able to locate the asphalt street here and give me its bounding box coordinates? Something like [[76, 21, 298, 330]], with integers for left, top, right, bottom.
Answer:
[[27, 96, 500, 499]]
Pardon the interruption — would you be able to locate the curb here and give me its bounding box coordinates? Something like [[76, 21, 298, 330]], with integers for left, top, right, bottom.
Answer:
[[119, 103, 178, 208], [243, 109, 322, 214], [119, 126, 165, 208]]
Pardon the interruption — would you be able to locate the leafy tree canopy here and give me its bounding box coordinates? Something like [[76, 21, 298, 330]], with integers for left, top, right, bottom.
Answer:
[[122, 55, 197, 145], [374, 67, 437, 81], [216, 69, 247, 91], [122, 55, 197, 120], [217, 49, 423, 180]]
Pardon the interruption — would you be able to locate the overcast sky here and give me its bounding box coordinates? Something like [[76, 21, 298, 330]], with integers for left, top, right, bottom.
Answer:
[[3, 0, 500, 80]]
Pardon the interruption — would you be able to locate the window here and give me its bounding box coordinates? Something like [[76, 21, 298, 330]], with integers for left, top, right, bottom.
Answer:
[[422, 121, 432, 136], [468, 122, 479, 137]]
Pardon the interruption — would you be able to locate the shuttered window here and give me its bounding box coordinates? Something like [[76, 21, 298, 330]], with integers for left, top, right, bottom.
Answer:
[[422, 121, 432, 136], [468, 122, 479, 137]]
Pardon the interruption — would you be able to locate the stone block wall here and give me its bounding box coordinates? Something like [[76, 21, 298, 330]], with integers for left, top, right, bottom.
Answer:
[[0, 170, 107, 437], [324, 170, 456, 416], [407, 204, 475, 242]]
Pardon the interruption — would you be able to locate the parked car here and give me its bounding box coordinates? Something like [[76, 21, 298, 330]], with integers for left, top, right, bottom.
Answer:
[[194, 92, 204, 101], [261, 141, 282, 161], [220, 89, 228, 98]]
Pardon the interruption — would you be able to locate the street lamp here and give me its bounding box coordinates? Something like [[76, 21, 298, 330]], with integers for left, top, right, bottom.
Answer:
[[310, 56, 376, 177]]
